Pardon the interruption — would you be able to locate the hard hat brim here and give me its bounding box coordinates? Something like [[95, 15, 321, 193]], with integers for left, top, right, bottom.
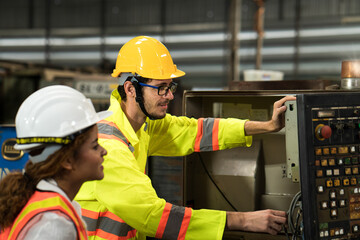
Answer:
[[112, 69, 185, 80], [14, 110, 113, 151]]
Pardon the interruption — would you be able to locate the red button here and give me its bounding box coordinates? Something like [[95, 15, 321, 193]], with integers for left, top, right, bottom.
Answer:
[[320, 125, 332, 139]]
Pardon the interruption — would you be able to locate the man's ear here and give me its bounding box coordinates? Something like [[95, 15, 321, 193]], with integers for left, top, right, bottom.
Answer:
[[123, 81, 136, 98]]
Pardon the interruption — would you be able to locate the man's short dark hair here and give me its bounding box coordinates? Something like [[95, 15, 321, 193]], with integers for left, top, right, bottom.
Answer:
[[118, 76, 151, 101]]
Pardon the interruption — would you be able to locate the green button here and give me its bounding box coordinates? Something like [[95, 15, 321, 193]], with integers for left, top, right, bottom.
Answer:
[[345, 157, 352, 165], [319, 222, 328, 229]]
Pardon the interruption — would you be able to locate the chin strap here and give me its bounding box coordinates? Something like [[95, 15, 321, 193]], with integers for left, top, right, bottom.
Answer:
[[129, 77, 156, 120]]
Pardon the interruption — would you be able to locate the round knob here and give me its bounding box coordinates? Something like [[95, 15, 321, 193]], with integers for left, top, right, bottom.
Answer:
[[315, 124, 332, 140]]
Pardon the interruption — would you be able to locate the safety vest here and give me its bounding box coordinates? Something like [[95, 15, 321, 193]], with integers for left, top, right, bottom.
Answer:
[[0, 191, 87, 240], [75, 89, 252, 240]]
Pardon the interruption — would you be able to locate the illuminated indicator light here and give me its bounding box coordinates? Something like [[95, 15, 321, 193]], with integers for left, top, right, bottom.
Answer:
[[329, 159, 336, 166], [331, 209, 338, 218], [334, 178, 340, 186], [315, 148, 322, 155], [345, 168, 352, 175], [339, 188, 345, 195], [321, 159, 328, 166], [340, 200, 346, 207], [343, 179, 350, 186], [351, 146, 357, 153], [338, 158, 344, 165], [317, 170, 323, 177], [321, 201, 328, 209], [331, 148, 337, 154], [323, 148, 330, 155], [318, 186, 324, 193], [324, 230, 329, 237], [330, 191, 336, 199], [331, 201, 337, 208], [338, 147, 349, 154], [327, 179, 334, 187], [353, 167, 359, 175], [352, 178, 358, 186]]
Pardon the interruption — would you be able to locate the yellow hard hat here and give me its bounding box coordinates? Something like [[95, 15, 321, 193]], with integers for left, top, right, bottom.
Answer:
[[111, 36, 185, 80]]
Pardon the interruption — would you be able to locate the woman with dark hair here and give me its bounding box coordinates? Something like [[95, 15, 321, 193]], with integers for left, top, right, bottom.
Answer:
[[0, 85, 112, 240]]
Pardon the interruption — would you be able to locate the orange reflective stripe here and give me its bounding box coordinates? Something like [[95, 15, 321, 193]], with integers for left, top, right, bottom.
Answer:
[[5, 191, 87, 240], [212, 118, 220, 151], [82, 208, 125, 223], [177, 208, 192, 240], [98, 133, 128, 146], [155, 204, 193, 240], [194, 118, 220, 152], [98, 119, 120, 130], [155, 202, 172, 238], [97, 120, 134, 153], [194, 118, 204, 152], [100, 211, 126, 223], [0, 228, 10, 240], [82, 208, 136, 239], [94, 228, 136, 240]]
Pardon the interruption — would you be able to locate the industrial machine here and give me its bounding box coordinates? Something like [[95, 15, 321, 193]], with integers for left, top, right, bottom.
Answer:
[[183, 90, 302, 239], [295, 92, 360, 239]]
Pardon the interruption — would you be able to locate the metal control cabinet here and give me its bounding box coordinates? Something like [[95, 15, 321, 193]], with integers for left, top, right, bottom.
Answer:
[[182, 90, 302, 239], [298, 92, 360, 239]]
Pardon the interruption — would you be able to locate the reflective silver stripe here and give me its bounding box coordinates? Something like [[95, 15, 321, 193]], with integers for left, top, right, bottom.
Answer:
[[199, 118, 215, 151], [162, 205, 186, 240], [97, 123, 134, 153], [83, 215, 135, 237]]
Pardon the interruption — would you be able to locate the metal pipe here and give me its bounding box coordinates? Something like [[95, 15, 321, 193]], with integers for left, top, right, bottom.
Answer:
[[228, 0, 241, 82]]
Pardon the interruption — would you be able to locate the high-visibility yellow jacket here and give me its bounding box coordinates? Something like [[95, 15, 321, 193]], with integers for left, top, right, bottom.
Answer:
[[1, 191, 87, 240], [75, 89, 252, 240]]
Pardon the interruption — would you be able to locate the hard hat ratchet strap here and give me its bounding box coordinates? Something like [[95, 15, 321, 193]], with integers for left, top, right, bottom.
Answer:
[[16, 136, 73, 145]]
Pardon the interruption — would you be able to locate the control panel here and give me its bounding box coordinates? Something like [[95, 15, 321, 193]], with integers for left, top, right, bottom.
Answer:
[[298, 92, 360, 239]]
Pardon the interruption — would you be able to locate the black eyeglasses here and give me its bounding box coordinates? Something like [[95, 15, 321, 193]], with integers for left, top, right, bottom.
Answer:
[[138, 82, 178, 96]]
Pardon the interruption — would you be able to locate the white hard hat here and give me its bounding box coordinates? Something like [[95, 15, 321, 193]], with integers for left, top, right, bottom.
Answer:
[[15, 85, 112, 151]]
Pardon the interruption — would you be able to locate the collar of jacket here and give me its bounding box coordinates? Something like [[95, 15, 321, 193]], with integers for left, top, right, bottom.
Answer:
[[107, 89, 150, 148]]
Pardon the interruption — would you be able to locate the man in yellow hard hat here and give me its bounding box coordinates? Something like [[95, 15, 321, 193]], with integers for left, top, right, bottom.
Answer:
[[75, 36, 294, 240]]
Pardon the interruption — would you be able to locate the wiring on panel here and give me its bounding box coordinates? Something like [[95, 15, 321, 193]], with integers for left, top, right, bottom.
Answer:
[[197, 153, 238, 211], [284, 191, 303, 240]]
